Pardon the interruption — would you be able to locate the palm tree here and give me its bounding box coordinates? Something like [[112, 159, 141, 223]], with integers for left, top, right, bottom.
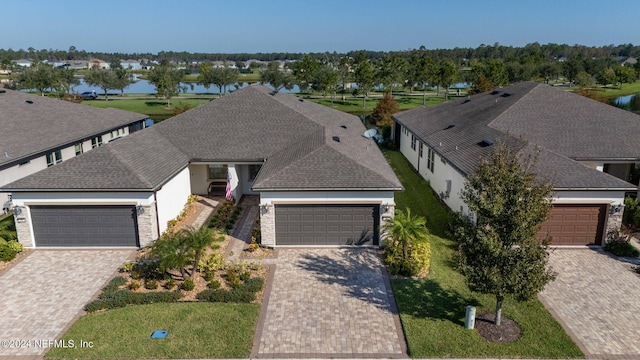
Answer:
[[179, 226, 224, 275], [383, 208, 429, 276], [149, 231, 194, 280]]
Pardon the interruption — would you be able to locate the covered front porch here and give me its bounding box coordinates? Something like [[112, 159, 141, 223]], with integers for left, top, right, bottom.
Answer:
[[188, 162, 263, 201]]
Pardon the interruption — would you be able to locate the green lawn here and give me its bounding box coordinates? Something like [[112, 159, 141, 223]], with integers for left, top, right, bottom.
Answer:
[[83, 97, 211, 122], [383, 150, 583, 358], [308, 93, 450, 116], [45, 302, 259, 359], [565, 79, 640, 99]]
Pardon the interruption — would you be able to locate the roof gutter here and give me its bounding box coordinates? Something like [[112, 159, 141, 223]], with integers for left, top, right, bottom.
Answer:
[[553, 187, 637, 191], [252, 187, 404, 192]]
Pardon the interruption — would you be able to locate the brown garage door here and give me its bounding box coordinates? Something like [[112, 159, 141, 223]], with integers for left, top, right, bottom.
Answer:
[[537, 204, 606, 245], [275, 204, 379, 246]]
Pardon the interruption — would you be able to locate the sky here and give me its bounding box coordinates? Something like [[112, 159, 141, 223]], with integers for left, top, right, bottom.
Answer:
[[3, 0, 639, 54]]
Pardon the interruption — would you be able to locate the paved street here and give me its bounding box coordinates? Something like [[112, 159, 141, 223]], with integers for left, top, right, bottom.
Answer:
[[0, 250, 135, 356]]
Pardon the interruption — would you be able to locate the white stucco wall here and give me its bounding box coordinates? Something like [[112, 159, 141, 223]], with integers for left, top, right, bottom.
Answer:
[[259, 191, 396, 247], [398, 124, 471, 215], [155, 167, 192, 235]]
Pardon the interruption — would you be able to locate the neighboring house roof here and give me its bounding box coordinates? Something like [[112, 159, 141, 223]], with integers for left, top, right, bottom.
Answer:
[[394, 82, 639, 190], [0, 89, 148, 170], [4, 85, 402, 192]]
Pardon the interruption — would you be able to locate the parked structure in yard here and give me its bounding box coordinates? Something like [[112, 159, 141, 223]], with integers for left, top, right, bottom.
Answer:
[[394, 82, 640, 246], [0, 88, 149, 214], [2, 85, 401, 248]]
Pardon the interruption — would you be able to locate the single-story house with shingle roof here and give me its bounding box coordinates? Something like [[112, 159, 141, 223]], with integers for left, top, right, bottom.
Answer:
[[2, 85, 402, 248], [0, 88, 149, 213], [393, 82, 640, 246]]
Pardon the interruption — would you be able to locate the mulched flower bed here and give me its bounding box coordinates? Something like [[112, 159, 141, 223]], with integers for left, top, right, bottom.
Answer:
[[475, 312, 522, 343]]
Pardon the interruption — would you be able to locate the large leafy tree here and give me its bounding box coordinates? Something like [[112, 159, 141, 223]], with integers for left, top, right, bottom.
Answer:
[[453, 144, 556, 326], [84, 67, 119, 100], [312, 64, 340, 105], [353, 52, 374, 108], [289, 55, 319, 93], [260, 61, 294, 92], [614, 65, 637, 89], [110, 61, 136, 95], [147, 60, 185, 107], [435, 60, 458, 100], [13, 61, 58, 96], [212, 63, 239, 95], [54, 67, 79, 95], [375, 55, 407, 96]]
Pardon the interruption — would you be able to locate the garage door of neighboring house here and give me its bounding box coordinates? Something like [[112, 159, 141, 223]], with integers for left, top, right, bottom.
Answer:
[[31, 205, 139, 247], [537, 204, 606, 246], [275, 204, 380, 246]]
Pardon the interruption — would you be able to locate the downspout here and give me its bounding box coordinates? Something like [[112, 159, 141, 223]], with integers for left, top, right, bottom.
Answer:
[[153, 191, 161, 239]]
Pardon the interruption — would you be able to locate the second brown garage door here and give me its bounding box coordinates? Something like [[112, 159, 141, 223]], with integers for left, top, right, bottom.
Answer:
[[275, 204, 379, 246], [537, 204, 606, 246]]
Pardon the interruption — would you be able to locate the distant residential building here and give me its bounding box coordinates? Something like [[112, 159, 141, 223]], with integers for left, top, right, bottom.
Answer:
[[120, 59, 142, 70]]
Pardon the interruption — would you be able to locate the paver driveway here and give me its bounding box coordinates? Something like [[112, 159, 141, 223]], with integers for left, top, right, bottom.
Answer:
[[0, 250, 135, 356], [540, 248, 640, 357], [255, 248, 406, 358]]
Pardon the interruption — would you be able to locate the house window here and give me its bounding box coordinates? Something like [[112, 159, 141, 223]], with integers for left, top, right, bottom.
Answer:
[[208, 164, 228, 180], [419, 143, 423, 158], [411, 135, 417, 151], [248, 164, 262, 182], [18, 159, 30, 166], [427, 148, 435, 173], [91, 136, 103, 148], [46, 150, 62, 167], [74, 143, 83, 156]]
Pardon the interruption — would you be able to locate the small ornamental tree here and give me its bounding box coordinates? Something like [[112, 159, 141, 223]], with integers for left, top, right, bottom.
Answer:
[[371, 92, 400, 127], [452, 144, 556, 326]]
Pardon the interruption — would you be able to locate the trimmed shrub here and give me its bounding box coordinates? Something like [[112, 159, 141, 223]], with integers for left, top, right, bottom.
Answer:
[[623, 197, 640, 229], [165, 278, 176, 290], [182, 278, 195, 291], [605, 230, 640, 257], [85, 290, 183, 312], [99, 276, 128, 299], [197, 288, 230, 302], [128, 281, 141, 291], [242, 277, 264, 293], [145, 279, 158, 290], [0, 239, 23, 261], [208, 280, 221, 289]]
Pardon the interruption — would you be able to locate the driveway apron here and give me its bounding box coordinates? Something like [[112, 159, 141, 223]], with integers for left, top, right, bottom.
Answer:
[[540, 249, 640, 357], [255, 248, 406, 358], [0, 250, 135, 356]]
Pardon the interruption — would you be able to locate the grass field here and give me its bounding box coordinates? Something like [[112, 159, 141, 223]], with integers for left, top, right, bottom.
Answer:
[[383, 150, 583, 358], [83, 97, 211, 122], [45, 302, 259, 359]]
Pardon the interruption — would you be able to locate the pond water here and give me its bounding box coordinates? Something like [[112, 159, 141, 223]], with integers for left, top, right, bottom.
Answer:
[[611, 93, 640, 113], [73, 77, 300, 95]]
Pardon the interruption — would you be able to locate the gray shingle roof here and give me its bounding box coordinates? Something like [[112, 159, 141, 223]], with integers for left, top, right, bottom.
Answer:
[[394, 82, 640, 190], [0, 89, 147, 169], [4, 85, 401, 192]]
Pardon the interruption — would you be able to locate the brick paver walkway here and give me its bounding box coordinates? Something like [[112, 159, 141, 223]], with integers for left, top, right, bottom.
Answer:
[[255, 248, 406, 358], [0, 250, 135, 356], [540, 249, 640, 357]]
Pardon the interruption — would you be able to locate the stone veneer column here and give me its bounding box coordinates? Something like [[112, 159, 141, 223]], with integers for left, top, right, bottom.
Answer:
[[605, 205, 624, 242], [379, 204, 395, 246], [260, 205, 276, 247], [14, 210, 33, 248], [137, 204, 159, 248]]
